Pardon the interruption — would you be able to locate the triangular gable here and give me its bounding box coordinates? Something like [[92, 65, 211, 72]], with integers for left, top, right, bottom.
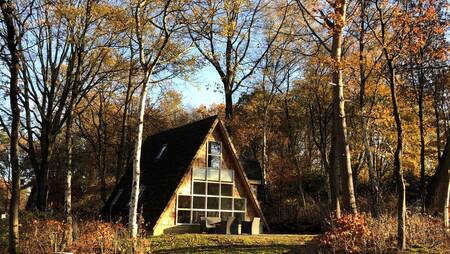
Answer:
[[152, 117, 269, 231]]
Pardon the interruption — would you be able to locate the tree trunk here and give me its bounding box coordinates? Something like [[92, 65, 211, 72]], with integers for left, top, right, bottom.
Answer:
[[0, 0, 21, 252], [426, 134, 450, 214], [261, 113, 269, 205], [387, 59, 406, 250], [418, 95, 426, 207], [331, 0, 357, 215], [129, 73, 151, 238], [433, 88, 441, 159], [444, 179, 449, 228], [359, 0, 379, 217], [417, 69, 426, 209], [116, 40, 134, 183], [283, 100, 307, 208], [64, 112, 73, 249], [23, 72, 40, 211], [225, 87, 233, 120], [262, 117, 267, 186], [36, 134, 52, 211], [116, 65, 133, 184], [329, 129, 341, 218]]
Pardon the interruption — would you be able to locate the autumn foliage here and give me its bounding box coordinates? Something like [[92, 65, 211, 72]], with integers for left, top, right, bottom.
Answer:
[[321, 214, 375, 253], [20, 217, 150, 254], [320, 212, 449, 253]]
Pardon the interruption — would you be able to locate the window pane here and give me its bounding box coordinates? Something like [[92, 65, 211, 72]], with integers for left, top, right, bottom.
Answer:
[[207, 168, 220, 181], [234, 198, 245, 211], [193, 168, 206, 180], [193, 182, 206, 195], [208, 141, 221, 155], [207, 183, 219, 195], [208, 156, 221, 169], [221, 198, 232, 210], [220, 212, 232, 220], [193, 197, 205, 209], [207, 211, 219, 217], [221, 169, 233, 182], [192, 211, 205, 224], [177, 210, 191, 224], [178, 195, 191, 209], [207, 197, 219, 209], [221, 184, 233, 196]]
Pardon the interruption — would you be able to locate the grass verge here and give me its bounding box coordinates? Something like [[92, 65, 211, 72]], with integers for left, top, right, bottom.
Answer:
[[147, 234, 318, 254]]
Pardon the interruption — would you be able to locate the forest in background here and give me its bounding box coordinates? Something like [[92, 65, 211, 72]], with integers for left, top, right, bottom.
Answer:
[[0, 0, 448, 253]]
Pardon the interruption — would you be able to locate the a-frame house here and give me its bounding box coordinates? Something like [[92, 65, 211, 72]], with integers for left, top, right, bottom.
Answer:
[[101, 115, 267, 235]]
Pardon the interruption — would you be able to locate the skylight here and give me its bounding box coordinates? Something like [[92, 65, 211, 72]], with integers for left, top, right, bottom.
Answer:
[[155, 144, 168, 160]]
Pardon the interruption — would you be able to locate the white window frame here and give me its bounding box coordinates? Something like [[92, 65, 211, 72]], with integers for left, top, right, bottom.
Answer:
[[176, 167, 247, 225], [207, 141, 222, 169]]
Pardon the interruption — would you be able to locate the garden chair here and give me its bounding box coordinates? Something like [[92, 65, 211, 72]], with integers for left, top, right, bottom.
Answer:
[[242, 217, 260, 235], [200, 217, 221, 233], [215, 216, 238, 235]]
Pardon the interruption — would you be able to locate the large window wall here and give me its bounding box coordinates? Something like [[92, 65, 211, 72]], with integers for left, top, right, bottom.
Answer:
[[176, 141, 247, 224]]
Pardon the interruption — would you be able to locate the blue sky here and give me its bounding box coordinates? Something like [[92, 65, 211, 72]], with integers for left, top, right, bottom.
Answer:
[[173, 66, 224, 108]]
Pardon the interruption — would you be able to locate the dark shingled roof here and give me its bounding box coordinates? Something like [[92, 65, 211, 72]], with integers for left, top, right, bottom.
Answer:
[[240, 159, 263, 182], [101, 115, 218, 228]]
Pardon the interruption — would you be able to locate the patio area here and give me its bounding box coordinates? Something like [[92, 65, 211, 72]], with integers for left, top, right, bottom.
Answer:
[[199, 216, 261, 235]]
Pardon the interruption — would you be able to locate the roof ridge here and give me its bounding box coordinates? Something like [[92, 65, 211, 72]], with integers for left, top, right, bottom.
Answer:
[[147, 115, 218, 139]]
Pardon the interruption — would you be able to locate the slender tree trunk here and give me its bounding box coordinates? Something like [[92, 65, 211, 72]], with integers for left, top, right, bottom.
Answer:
[[386, 59, 406, 250], [331, 0, 357, 215], [444, 179, 449, 228], [1, 1, 21, 252], [262, 116, 267, 186], [261, 113, 268, 205], [97, 94, 107, 202], [64, 112, 73, 249], [418, 93, 426, 207], [129, 73, 150, 237], [359, 0, 379, 217], [116, 41, 134, 183], [433, 89, 441, 159], [117, 72, 132, 183], [129, 0, 171, 239], [283, 100, 307, 208], [417, 69, 426, 209]]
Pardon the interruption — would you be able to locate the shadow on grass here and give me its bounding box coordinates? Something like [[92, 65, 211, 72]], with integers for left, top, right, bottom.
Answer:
[[152, 240, 319, 254]]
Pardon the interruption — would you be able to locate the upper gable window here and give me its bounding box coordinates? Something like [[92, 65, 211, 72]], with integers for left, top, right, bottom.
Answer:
[[208, 141, 221, 155], [207, 141, 221, 168]]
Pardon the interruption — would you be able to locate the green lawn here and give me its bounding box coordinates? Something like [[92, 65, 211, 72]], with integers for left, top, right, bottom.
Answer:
[[146, 234, 319, 254]]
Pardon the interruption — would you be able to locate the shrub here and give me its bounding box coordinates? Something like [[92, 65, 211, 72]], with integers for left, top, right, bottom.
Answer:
[[321, 214, 375, 253], [320, 212, 449, 253], [21, 219, 67, 253], [20, 216, 150, 254]]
